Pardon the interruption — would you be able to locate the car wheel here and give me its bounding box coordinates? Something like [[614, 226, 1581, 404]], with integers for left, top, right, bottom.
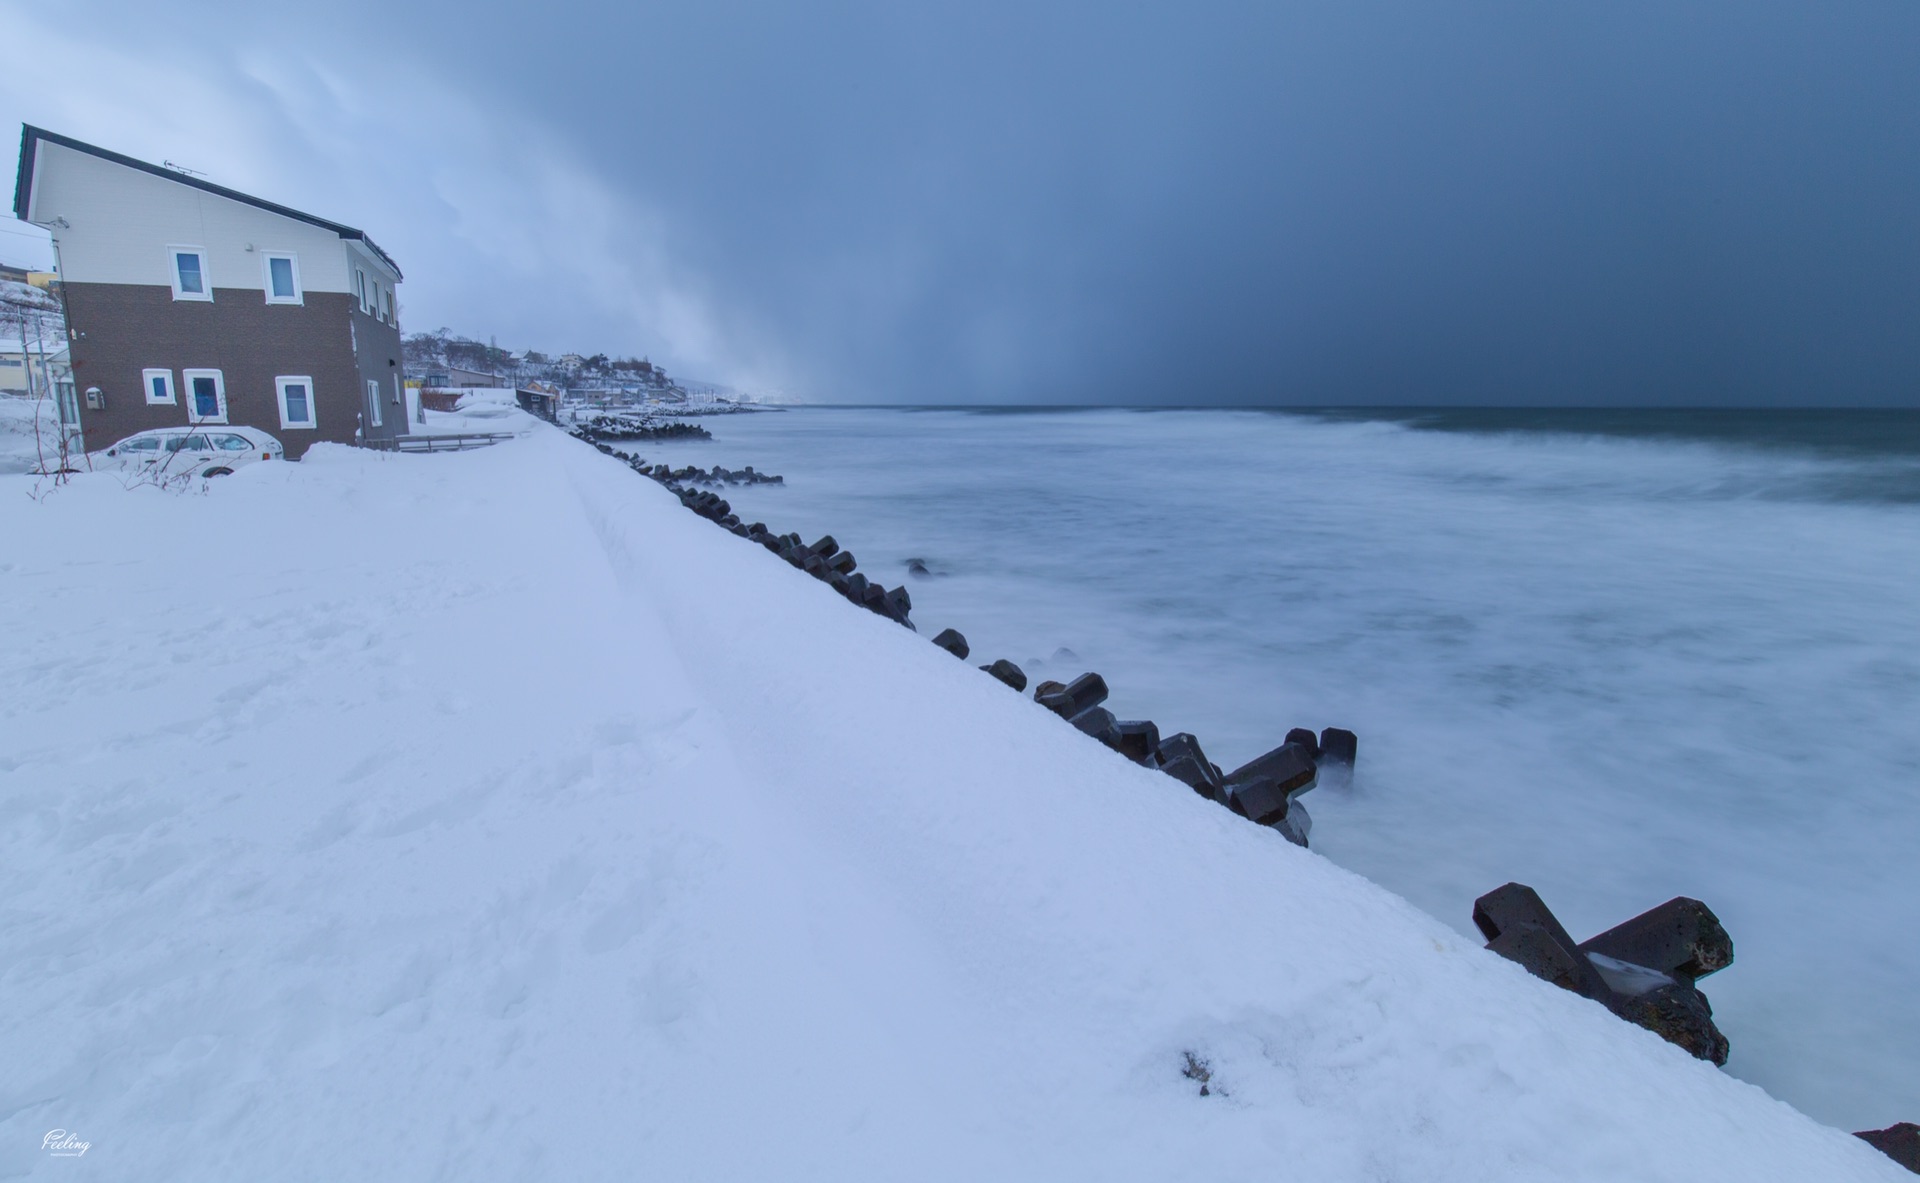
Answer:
[[203, 466, 234, 477]]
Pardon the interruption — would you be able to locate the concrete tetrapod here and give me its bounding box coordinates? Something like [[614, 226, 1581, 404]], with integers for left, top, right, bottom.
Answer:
[[1472, 883, 1732, 1066]]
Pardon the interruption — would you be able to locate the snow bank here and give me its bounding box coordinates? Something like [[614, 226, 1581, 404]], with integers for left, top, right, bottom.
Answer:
[[0, 394, 63, 475], [0, 422, 1903, 1180]]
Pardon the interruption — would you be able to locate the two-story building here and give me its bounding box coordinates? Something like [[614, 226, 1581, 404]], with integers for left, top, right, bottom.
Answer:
[[12, 125, 409, 457]]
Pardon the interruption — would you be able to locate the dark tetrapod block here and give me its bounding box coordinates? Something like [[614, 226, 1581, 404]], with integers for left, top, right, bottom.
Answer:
[[1472, 882, 1614, 997], [1318, 727, 1358, 767], [933, 629, 970, 660], [1070, 706, 1122, 749], [1577, 897, 1733, 984], [1284, 728, 1321, 759], [1114, 720, 1160, 765], [1473, 882, 1732, 1065], [981, 659, 1027, 692], [1227, 777, 1302, 842], [1223, 742, 1318, 800], [1855, 1124, 1920, 1174], [1038, 672, 1108, 720], [809, 535, 839, 559], [1275, 799, 1311, 847], [1154, 732, 1226, 802]]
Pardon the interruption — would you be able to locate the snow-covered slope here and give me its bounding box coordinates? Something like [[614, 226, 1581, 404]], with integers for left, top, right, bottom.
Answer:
[[0, 422, 1903, 1180]]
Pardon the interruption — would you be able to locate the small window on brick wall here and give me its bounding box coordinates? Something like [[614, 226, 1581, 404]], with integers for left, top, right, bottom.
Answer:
[[142, 368, 176, 405]]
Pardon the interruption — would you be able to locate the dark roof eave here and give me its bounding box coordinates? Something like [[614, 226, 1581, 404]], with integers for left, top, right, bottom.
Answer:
[[13, 124, 402, 280]]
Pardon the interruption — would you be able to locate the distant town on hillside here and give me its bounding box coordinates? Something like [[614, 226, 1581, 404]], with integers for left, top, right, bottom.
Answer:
[[402, 328, 745, 405]]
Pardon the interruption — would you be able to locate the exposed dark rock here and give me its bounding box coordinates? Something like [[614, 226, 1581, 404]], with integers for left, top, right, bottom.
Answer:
[[1114, 720, 1160, 765], [576, 414, 713, 442], [1856, 1124, 1920, 1174], [981, 658, 1028, 692], [1605, 978, 1729, 1066], [933, 628, 970, 659]]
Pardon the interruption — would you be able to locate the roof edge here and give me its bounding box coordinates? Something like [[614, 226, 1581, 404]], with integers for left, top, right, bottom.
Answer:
[[11, 123, 401, 280], [14, 124, 40, 222]]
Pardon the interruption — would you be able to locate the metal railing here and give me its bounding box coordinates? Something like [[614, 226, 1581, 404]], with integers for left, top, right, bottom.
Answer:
[[362, 432, 519, 453]]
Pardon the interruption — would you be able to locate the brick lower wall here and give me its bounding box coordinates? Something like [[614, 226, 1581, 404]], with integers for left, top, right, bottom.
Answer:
[[64, 282, 367, 459]]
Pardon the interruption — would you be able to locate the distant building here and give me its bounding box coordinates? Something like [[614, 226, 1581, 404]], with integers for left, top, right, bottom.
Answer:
[[0, 338, 69, 396], [12, 124, 409, 458], [423, 365, 499, 389]]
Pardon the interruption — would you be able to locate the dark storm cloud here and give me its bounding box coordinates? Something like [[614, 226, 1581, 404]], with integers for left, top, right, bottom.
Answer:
[[15, 1, 1920, 403]]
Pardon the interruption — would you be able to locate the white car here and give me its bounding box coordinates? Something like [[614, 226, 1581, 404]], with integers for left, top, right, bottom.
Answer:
[[94, 426, 284, 477]]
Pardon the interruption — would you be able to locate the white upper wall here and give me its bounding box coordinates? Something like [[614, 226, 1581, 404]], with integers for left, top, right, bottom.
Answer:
[[26, 141, 399, 296]]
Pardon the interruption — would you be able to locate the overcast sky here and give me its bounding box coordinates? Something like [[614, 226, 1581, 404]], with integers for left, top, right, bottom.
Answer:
[[4, 0, 1918, 404]]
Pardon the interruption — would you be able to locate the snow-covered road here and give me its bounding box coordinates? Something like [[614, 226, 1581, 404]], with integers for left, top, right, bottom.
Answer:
[[0, 420, 1904, 1179]]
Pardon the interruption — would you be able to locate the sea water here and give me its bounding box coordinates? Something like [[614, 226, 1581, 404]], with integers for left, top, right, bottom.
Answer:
[[655, 406, 1920, 1129]]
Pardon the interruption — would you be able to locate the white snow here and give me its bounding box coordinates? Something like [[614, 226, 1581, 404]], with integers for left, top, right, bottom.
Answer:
[[0, 394, 66, 475], [0, 418, 1905, 1180]]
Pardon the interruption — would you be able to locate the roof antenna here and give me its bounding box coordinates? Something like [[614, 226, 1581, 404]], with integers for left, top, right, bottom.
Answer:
[[163, 160, 208, 178]]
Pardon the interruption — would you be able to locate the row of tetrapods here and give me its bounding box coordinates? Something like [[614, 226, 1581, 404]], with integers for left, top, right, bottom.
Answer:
[[578, 430, 1920, 1164]]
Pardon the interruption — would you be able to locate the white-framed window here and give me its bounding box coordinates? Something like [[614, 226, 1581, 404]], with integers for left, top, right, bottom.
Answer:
[[262, 252, 302, 304], [381, 285, 393, 324], [169, 246, 211, 301], [183, 368, 227, 423], [391, 373, 403, 405], [355, 268, 369, 313], [275, 375, 317, 429], [142, 368, 177, 405], [365, 378, 382, 427]]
